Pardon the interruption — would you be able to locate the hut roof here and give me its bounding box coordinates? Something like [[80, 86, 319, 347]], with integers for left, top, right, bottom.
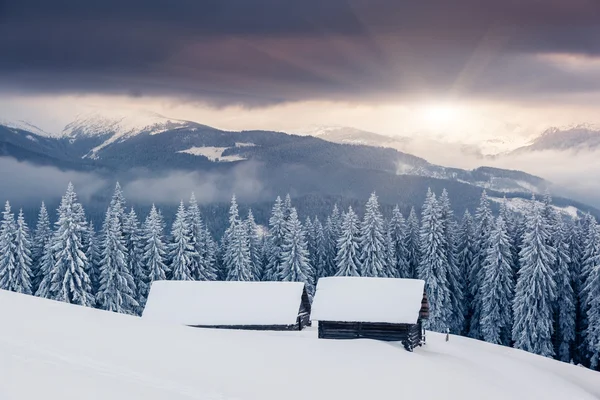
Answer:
[[142, 281, 307, 326], [311, 277, 425, 324]]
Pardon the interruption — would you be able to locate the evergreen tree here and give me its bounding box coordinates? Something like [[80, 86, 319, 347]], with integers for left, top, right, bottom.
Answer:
[[169, 201, 196, 281], [584, 246, 600, 369], [34, 238, 56, 299], [304, 216, 316, 270], [203, 227, 219, 280], [110, 182, 127, 224], [0, 201, 17, 292], [406, 207, 420, 279], [0, 208, 33, 294], [457, 210, 475, 334], [82, 220, 100, 294], [280, 208, 313, 294], [480, 216, 514, 345], [383, 223, 397, 278], [123, 209, 147, 313], [224, 196, 253, 281], [568, 218, 586, 365], [326, 205, 343, 276], [283, 193, 293, 221], [187, 193, 218, 281], [264, 196, 286, 281], [31, 202, 52, 292], [512, 201, 556, 358], [313, 217, 327, 280], [581, 216, 600, 367], [388, 205, 410, 278], [359, 192, 386, 277], [142, 204, 169, 284], [334, 206, 361, 277], [96, 207, 138, 314], [554, 220, 575, 362], [47, 183, 94, 306], [468, 190, 494, 339], [418, 189, 451, 332], [439, 189, 465, 334], [246, 209, 263, 280]]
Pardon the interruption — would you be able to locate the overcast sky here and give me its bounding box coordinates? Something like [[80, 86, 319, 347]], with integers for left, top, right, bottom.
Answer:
[[2, 0, 600, 140]]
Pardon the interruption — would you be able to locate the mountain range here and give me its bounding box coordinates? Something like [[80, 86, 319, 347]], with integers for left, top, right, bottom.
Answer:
[[0, 112, 597, 232]]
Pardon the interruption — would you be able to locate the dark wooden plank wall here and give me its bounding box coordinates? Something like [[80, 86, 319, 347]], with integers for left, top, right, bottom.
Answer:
[[190, 323, 301, 331], [318, 321, 423, 350]]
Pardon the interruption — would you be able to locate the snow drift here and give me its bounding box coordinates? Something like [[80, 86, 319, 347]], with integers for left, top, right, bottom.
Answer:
[[0, 290, 598, 400]]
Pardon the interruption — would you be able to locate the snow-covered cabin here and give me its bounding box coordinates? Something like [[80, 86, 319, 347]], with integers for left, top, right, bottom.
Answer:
[[311, 277, 429, 350], [142, 281, 312, 331]]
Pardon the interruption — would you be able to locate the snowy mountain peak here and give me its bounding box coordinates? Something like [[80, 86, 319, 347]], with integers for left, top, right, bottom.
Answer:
[[0, 118, 51, 137], [62, 110, 193, 139], [59, 110, 198, 158]]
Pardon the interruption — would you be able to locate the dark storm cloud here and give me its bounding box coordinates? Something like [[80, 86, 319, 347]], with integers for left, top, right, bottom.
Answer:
[[1, 0, 600, 104]]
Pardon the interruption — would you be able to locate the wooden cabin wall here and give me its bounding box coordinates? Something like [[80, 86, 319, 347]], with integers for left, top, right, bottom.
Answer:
[[318, 321, 423, 349]]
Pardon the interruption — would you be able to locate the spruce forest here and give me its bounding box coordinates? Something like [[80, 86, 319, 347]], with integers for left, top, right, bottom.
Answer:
[[0, 182, 599, 370]]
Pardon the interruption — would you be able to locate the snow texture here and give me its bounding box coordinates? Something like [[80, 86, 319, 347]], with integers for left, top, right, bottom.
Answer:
[[177, 146, 246, 162], [3, 289, 598, 400], [311, 277, 425, 324], [142, 280, 306, 326]]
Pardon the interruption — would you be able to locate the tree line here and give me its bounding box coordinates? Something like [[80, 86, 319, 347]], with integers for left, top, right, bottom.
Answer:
[[0, 183, 598, 370]]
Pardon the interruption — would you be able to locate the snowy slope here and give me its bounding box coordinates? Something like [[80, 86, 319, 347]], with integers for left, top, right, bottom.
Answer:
[[0, 118, 51, 136], [61, 111, 196, 158], [1, 290, 598, 400]]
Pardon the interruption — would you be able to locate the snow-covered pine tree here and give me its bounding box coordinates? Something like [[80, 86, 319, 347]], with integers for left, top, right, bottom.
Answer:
[[169, 201, 196, 281], [31, 202, 52, 292], [388, 205, 410, 278], [123, 209, 147, 314], [334, 206, 361, 277], [48, 183, 94, 306], [0, 201, 17, 292], [0, 208, 33, 294], [82, 220, 100, 294], [264, 196, 286, 281], [579, 215, 600, 366], [418, 189, 451, 332], [383, 222, 397, 278], [553, 220, 575, 362], [96, 206, 138, 314], [186, 193, 218, 281], [406, 207, 420, 279], [325, 205, 343, 276], [512, 200, 557, 358], [203, 227, 219, 280], [584, 241, 600, 369], [439, 189, 465, 334], [110, 182, 127, 224], [246, 209, 263, 281], [313, 216, 327, 279], [224, 196, 253, 281], [304, 216, 315, 270], [359, 192, 386, 277], [34, 238, 56, 299], [280, 208, 313, 294], [567, 218, 586, 365], [468, 190, 494, 339], [480, 216, 514, 345], [283, 193, 293, 221], [142, 204, 169, 285], [457, 210, 475, 335]]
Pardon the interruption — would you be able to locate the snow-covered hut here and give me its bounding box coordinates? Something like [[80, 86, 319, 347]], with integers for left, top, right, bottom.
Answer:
[[311, 277, 429, 350], [142, 281, 311, 331]]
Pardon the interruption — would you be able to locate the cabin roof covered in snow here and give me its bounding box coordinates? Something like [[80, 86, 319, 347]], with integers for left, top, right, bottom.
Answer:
[[311, 277, 425, 324], [142, 280, 307, 326]]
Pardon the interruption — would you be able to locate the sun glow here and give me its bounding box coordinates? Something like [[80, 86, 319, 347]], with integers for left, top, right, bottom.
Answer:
[[419, 103, 461, 126]]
